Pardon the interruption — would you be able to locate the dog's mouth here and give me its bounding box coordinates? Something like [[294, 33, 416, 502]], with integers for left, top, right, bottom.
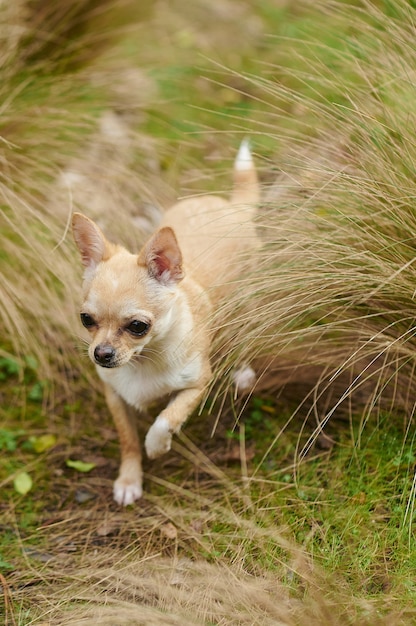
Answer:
[[95, 360, 119, 369]]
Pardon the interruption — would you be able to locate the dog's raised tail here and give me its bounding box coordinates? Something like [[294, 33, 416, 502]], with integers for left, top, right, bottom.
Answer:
[[232, 139, 260, 205]]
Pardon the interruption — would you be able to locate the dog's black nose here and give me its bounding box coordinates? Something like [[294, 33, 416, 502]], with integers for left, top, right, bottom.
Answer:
[[94, 344, 116, 367]]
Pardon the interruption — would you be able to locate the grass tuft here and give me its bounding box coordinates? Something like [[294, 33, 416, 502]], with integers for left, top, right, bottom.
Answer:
[[213, 0, 416, 445]]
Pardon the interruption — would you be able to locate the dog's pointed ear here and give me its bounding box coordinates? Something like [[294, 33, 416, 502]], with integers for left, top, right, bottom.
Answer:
[[72, 213, 111, 269], [139, 227, 184, 285]]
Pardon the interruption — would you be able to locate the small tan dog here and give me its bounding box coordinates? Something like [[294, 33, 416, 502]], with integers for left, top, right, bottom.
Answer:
[[72, 141, 259, 505]]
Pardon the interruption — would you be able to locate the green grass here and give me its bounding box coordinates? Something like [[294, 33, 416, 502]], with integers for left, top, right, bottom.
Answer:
[[217, 396, 416, 600], [2, 376, 415, 618]]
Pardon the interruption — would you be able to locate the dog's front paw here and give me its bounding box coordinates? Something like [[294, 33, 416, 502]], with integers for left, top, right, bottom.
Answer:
[[113, 477, 143, 506], [145, 416, 172, 459]]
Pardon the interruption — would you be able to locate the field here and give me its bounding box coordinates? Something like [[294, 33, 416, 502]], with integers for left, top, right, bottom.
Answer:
[[2, 1, 416, 624]]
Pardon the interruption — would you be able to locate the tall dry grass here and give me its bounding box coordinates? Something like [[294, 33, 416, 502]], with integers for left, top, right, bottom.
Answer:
[[0, 0, 163, 381], [212, 0, 416, 448], [28, 555, 404, 626], [6, 0, 416, 419]]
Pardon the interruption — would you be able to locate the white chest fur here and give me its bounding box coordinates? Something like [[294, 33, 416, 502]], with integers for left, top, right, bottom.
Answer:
[[97, 352, 203, 411]]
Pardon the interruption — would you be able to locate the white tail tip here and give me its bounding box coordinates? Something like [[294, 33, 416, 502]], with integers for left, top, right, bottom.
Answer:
[[234, 139, 253, 171]]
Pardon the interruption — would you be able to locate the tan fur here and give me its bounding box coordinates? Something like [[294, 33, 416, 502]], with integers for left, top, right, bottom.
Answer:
[[72, 142, 259, 505]]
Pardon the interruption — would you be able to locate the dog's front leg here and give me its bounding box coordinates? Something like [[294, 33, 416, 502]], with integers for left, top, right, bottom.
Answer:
[[145, 385, 205, 459], [103, 383, 143, 506]]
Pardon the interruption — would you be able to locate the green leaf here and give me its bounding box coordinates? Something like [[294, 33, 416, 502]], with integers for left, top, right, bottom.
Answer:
[[28, 381, 45, 402], [30, 434, 57, 454], [14, 472, 33, 495], [24, 355, 38, 371], [0, 555, 14, 570], [0, 356, 20, 379], [66, 459, 96, 473], [0, 428, 25, 451]]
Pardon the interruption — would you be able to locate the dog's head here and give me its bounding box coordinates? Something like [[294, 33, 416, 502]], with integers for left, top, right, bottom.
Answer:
[[72, 213, 184, 369]]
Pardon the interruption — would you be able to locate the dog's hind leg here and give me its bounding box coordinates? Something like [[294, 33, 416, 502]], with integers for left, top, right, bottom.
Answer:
[[232, 364, 257, 396]]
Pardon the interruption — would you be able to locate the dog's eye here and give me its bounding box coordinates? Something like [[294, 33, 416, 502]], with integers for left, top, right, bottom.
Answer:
[[80, 313, 96, 329], [126, 320, 150, 337]]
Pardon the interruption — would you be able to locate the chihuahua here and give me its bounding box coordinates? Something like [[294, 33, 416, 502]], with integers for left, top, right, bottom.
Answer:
[[72, 141, 259, 505]]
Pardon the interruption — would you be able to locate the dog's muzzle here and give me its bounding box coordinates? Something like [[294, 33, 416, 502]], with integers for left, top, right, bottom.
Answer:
[[94, 344, 117, 368]]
